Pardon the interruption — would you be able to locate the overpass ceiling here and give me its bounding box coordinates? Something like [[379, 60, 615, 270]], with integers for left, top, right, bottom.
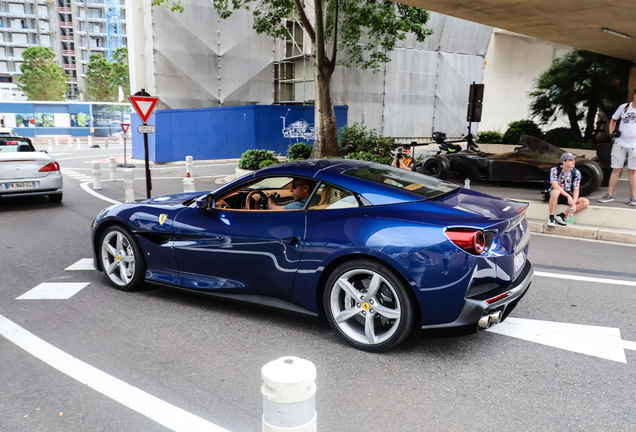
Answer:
[[398, 0, 636, 61]]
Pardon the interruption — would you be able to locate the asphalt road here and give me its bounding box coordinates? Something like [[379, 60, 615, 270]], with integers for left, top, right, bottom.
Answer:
[[1, 144, 635, 432]]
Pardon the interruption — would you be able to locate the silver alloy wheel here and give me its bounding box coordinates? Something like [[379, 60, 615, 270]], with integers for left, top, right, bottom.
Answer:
[[328, 268, 402, 346], [101, 230, 136, 287]]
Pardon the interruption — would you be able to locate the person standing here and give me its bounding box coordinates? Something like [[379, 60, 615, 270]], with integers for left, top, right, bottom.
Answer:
[[0, 116, 5, 127], [391, 143, 415, 171], [547, 152, 590, 226], [598, 88, 636, 206]]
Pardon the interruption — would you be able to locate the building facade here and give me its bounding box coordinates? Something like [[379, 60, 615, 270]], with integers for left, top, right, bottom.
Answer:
[[0, 0, 127, 101]]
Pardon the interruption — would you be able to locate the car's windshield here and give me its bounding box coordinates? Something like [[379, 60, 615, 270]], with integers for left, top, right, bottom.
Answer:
[[344, 164, 458, 199], [0, 139, 33, 153]]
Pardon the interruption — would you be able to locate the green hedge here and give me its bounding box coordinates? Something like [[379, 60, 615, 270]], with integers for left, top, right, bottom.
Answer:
[[238, 149, 278, 170]]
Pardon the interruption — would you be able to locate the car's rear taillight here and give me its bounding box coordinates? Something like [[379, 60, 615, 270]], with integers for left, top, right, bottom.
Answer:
[[446, 229, 486, 254], [39, 162, 60, 172], [7, 141, 17, 145]]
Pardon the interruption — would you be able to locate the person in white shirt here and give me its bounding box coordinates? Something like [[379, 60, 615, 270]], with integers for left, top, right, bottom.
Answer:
[[598, 88, 636, 206]]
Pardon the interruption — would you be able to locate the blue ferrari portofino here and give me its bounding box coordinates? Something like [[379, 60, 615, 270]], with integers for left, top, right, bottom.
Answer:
[[92, 159, 533, 351]]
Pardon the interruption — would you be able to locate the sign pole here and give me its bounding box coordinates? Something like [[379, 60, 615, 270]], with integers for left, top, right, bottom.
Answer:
[[118, 123, 134, 168], [128, 90, 159, 199]]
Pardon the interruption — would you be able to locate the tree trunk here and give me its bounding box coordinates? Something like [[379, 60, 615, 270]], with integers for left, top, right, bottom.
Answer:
[[310, 61, 340, 158], [566, 105, 582, 138], [584, 104, 597, 142]]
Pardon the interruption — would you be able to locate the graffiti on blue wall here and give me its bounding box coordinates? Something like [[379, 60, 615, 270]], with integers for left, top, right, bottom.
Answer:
[[281, 109, 315, 141]]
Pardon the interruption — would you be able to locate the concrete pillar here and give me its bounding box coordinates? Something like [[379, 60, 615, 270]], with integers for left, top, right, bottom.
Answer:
[[109, 157, 117, 181], [76, 138, 81, 150], [68, 138, 73, 148], [183, 177, 195, 193], [92, 162, 102, 190], [186, 155, 193, 178], [55, 136, 59, 146], [124, 169, 135, 203], [261, 356, 317, 432], [48, 139, 53, 152]]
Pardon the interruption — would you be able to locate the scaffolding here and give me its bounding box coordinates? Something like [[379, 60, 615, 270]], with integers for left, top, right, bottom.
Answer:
[[105, 0, 122, 61], [274, 17, 313, 104]]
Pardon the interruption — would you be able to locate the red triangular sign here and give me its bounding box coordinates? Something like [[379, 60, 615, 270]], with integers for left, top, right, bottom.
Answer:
[[128, 95, 159, 124], [121, 123, 130, 133]]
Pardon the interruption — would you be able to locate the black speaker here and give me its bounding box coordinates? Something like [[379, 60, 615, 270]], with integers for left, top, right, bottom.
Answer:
[[467, 83, 484, 123]]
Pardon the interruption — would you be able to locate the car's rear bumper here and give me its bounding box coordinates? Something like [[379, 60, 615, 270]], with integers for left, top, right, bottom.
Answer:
[[421, 260, 533, 330]]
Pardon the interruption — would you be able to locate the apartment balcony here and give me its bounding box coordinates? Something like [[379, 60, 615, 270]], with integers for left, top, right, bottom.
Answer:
[[59, 21, 72, 27], [60, 35, 74, 42], [65, 77, 77, 83], [58, 7, 72, 13], [63, 63, 76, 69], [0, 12, 49, 20], [62, 50, 75, 56]]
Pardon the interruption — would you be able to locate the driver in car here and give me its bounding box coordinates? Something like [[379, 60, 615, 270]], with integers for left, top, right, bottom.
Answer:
[[268, 178, 315, 210]]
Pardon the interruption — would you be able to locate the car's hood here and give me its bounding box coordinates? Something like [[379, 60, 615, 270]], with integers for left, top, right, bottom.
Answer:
[[140, 191, 206, 206]]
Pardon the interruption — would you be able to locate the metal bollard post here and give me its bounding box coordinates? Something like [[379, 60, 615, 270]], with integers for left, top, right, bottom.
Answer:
[[183, 177, 195, 193], [76, 138, 81, 150], [48, 139, 53, 152], [109, 157, 117, 181], [185, 155, 193, 178], [92, 162, 102, 190], [261, 356, 317, 432], [55, 136, 59, 146], [105, 137, 109, 148], [68, 138, 73, 148], [124, 169, 135, 203]]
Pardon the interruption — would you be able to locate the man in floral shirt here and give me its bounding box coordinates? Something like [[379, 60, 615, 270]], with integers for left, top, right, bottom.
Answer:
[[547, 152, 590, 226]]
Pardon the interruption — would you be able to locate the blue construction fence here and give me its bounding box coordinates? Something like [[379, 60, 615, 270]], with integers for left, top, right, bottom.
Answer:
[[130, 105, 348, 163], [0, 101, 132, 137]]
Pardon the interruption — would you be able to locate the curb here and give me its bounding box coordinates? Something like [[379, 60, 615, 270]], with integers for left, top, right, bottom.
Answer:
[[528, 219, 636, 244]]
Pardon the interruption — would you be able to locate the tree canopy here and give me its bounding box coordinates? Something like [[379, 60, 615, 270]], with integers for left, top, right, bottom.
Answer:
[[84, 53, 115, 102], [18, 46, 69, 101], [529, 49, 631, 141], [157, 0, 432, 157], [111, 47, 130, 99]]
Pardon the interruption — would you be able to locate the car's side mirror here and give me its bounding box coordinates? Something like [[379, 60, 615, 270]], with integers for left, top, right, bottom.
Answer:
[[196, 194, 214, 210]]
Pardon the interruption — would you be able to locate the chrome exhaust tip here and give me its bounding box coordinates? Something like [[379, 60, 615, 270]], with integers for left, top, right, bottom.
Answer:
[[478, 311, 503, 329]]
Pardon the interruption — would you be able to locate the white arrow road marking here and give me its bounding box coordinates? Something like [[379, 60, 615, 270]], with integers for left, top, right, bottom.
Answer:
[[0, 314, 232, 432], [17, 283, 90, 300], [65, 258, 96, 271], [535, 271, 636, 287], [488, 317, 632, 363]]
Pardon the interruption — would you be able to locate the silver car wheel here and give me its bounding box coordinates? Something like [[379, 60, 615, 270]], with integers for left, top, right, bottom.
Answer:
[[101, 229, 137, 287], [329, 268, 402, 346]]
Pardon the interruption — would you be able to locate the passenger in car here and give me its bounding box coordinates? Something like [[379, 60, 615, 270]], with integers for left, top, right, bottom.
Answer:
[[268, 178, 315, 210]]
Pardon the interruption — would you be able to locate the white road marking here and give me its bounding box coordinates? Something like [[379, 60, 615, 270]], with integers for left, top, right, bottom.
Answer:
[[488, 317, 629, 363], [80, 181, 121, 204], [65, 258, 96, 271], [17, 283, 90, 300], [0, 314, 232, 432], [535, 271, 636, 287]]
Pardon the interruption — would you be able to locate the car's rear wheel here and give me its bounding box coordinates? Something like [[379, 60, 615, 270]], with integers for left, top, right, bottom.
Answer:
[[100, 225, 146, 291], [49, 193, 63, 203], [417, 155, 450, 179], [324, 259, 416, 352], [576, 159, 603, 196]]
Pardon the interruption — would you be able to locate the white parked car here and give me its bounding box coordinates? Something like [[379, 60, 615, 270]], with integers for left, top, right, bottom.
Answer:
[[0, 137, 63, 203], [0, 127, 19, 137]]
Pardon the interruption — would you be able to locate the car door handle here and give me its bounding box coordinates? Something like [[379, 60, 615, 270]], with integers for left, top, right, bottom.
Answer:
[[282, 236, 299, 246]]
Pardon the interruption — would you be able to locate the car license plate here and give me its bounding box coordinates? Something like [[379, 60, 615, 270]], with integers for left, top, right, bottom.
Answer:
[[2, 181, 37, 190], [514, 252, 525, 272]]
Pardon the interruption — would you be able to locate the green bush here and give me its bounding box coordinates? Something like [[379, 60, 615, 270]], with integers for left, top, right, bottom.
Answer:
[[238, 149, 278, 170], [564, 139, 595, 150], [542, 127, 582, 148], [338, 123, 398, 160], [287, 142, 313, 160], [259, 160, 277, 169], [345, 151, 392, 165], [502, 119, 542, 144], [475, 130, 503, 144]]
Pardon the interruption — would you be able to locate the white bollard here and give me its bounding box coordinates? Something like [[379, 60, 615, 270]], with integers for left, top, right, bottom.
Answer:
[[76, 138, 81, 150], [261, 357, 317, 432], [185, 155, 193, 178], [88, 136, 93, 147], [109, 157, 117, 181], [68, 138, 73, 148], [119, 135, 124, 146], [91, 162, 102, 190], [183, 177, 195, 193], [55, 136, 59, 146], [124, 169, 135, 203], [105, 137, 109, 148], [48, 139, 53, 152]]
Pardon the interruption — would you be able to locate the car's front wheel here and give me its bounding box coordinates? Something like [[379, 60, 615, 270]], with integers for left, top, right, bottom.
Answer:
[[324, 259, 416, 352], [100, 225, 146, 291]]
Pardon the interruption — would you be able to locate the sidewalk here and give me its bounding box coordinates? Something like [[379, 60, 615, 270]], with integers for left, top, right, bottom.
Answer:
[[85, 157, 636, 245]]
